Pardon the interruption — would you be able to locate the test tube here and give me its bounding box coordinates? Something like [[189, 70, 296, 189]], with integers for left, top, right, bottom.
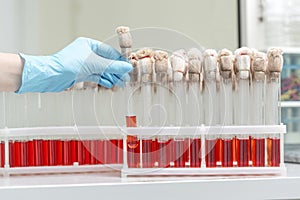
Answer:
[[49, 139, 56, 166], [170, 49, 188, 168], [251, 50, 267, 167], [265, 48, 283, 167], [63, 139, 71, 165], [55, 139, 63, 165], [234, 47, 252, 167], [203, 49, 219, 168], [69, 139, 78, 165], [187, 48, 203, 168], [218, 49, 235, 167], [126, 115, 140, 168], [0, 141, 5, 167], [34, 139, 42, 166], [96, 139, 104, 164], [41, 139, 49, 166]]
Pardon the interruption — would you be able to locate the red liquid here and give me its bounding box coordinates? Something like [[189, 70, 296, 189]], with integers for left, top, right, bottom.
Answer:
[[190, 138, 201, 168], [77, 140, 83, 165], [14, 141, 22, 167], [127, 138, 140, 168], [252, 138, 265, 167], [20, 141, 27, 167], [267, 138, 280, 167], [0, 142, 4, 167], [174, 139, 185, 168], [9, 141, 15, 167], [69, 140, 78, 165], [117, 139, 123, 164], [236, 138, 250, 167], [49, 140, 56, 166], [104, 139, 112, 164], [205, 139, 216, 168], [55, 140, 63, 166], [157, 139, 171, 168], [63, 140, 70, 165], [96, 140, 104, 164], [26, 140, 35, 166], [83, 140, 91, 165], [41, 140, 49, 166], [111, 139, 118, 164], [222, 139, 233, 167], [34, 140, 43, 166], [90, 140, 97, 165], [142, 139, 154, 168], [216, 138, 223, 166]]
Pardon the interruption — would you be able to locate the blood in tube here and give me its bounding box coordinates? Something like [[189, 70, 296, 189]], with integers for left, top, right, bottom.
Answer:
[[267, 137, 280, 167], [104, 139, 112, 164], [55, 140, 63, 166], [222, 138, 233, 167], [252, 138, 265, 167], [77, 140, 83, 165], [41, 140, 49, 166], [236, 138, 250, 167], [27, 140, 35, 166], [96, 140, 104, 164], [13, 141, 22, 167], [142, 139, 153, 168], [34, 139, 43, 166], [205, 139, 216, 168], [216, 138, 223, 166], [110, 139, 118, 164], [183, 139, 190, 165], [232, 137, 237, 165], [0, 141, 4, 167], [117, 139, 123, 164], [49, 140, 56, 166], [126, 115, 140, 168], [90, 140, 97, 165], [63, 140, 70, 165], [83, 140, 91, 165], [69, 140, 78, 165], [157, 139, 171, 168], [174, 139, 185, 168], [190, 138, 201, 168], [9, 141, 15, 167]]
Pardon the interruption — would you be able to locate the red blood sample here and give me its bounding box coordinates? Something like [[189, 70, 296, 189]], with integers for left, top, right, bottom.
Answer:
[[183, 139, 190, 164], [142, 139, 153, 168], [20, 141, 27, 167], [174, 139, 185, 168], [205, 139, 217, 168], [26, 140, 35, 166], [0, 141, 4, 167], [267, 137, 280, 167], [13, 141, 22, 167], [216, 138, 223, 166], [9, 141, 15, 167], [126, 115, 140, 168], [41, 140, 49, 166], [96, 140, 104, 164], [157, 139, 171, 168], [49, 140, 56, 166], [222, 138, 233, 167], [111, 139, 118, 164], [77, 140, 83, 165], [55, 140, 63, 166], [34, 139, 43, 166], [63, 140, 70, 165], [252, 138, 265, 167], [90, 140, 97, 165], [117, 139, 123, 164], [69, 140, 78, 165], [190, 138, 201, 168], [103, 139, 111, 164], [232, 137, 237, 165], [236, 138, 250, 167], [83, 140, 91, 165]]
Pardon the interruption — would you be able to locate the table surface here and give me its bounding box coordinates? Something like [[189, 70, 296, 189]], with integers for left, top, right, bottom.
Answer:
[[0, 163, 300, 200]]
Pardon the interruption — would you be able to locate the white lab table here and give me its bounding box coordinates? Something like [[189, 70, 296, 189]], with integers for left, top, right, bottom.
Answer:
[[0, 164, 299, 200]]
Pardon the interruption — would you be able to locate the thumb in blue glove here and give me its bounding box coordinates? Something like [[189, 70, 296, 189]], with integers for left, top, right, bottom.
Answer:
[[16, 37, 133, 93]]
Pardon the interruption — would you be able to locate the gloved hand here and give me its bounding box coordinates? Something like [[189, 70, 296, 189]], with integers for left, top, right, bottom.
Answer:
[[16, 37, 133, 94]]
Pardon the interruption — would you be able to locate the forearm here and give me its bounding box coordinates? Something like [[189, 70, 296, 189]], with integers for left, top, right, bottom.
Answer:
[[0, 53, 23, 92]]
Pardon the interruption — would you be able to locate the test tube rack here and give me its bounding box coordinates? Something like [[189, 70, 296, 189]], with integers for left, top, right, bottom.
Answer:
[[0, 125, 286, 177]]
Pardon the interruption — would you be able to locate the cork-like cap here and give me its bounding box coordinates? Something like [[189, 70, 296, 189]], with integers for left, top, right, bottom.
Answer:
[[136, 48, 154, 59], [218, 49, 234, 72], [235, 47, 251, 72], [203, 49, 218, 73], [154, 50, 169, 73], [115, 26, 130, 34], [116, 26, 132, 48], [252, 50, 267, 72], [267, 48, 283, 73]]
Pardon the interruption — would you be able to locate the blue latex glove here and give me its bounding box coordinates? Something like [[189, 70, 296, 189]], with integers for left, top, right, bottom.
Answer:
[[16, 37, 133, 94]]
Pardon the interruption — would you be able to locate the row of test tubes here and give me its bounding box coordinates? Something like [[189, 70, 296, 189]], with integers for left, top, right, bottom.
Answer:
[[126, 136, 280, 169], [0, 138, 123, 168]]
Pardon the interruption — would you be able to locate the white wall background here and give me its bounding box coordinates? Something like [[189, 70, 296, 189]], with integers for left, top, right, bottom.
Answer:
[[0, 0, 238, 54]]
